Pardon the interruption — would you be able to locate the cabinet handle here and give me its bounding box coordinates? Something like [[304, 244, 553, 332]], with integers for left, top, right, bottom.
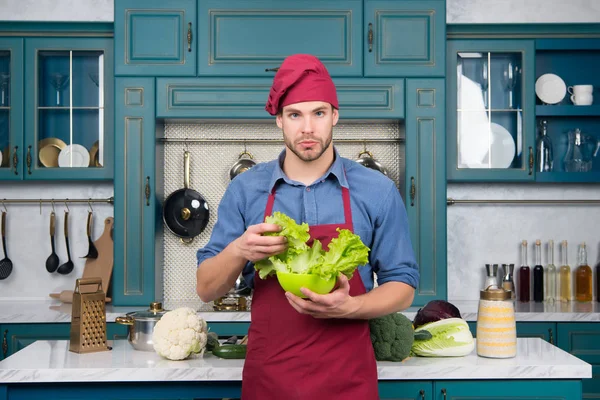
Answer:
[[549, 328, 554, 345], [265, 67, 280, 73], [441, 388, 447, 400], [410, 176, 416, 207], [26, 145, 32, 175], [368, 22, 374, 53], [12, 146, 18, 176], [2, 329, 7, 359], [145, 176, 151, 206], [187, 22, 192, 52], [419, 389, 425, 400], [528, 147, 534, 175]]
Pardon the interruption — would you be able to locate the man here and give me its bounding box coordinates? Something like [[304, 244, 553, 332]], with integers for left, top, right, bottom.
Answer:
[[196, 54, 419, 400]]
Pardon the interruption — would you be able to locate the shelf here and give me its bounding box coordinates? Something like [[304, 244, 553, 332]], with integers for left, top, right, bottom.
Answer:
[[536, 105, 600, 117], [458, 108, 523, 112], [535, 171, 600, 183]]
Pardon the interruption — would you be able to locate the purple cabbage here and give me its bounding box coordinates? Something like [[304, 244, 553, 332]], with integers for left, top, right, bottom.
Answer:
[[413, 300, 462, 329]]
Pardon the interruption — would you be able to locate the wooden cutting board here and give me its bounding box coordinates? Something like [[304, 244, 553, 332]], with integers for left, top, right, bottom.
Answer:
[[49, 217, 114, 303]]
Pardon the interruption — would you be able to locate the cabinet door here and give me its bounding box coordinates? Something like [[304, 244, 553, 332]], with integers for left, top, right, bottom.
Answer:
[[198, 0, 362, 77], [364, 0, 445, 77], [24, 37, 114, 180], [405, 79, 446, 306], [447, 40, 536, 182], [517, 322, 557, 345], [434, 380, 581, 400], [0, 38, 23, 181], [113, 78, 157, 306], [378, 380, 432, 400], [557, 323, 600, 400], [115, 0, 196, 76]]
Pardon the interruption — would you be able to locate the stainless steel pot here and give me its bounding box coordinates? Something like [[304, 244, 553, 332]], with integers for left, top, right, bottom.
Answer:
[[115, 302, 168, 351], [229, 151, 257, 180]]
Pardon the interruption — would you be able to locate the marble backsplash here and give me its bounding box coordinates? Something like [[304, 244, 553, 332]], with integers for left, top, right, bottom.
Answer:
[[447, 183, 600, 301]]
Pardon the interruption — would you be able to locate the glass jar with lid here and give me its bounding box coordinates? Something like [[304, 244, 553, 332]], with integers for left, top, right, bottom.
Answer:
[[476, 287, 516, 358]]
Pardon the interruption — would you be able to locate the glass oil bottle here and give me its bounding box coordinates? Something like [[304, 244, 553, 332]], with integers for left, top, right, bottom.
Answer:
[[533, 240, 544, 302], [559, 240, 571, 302], [544, 240, 557, 302], [519, 240, 530, 302], [575, 242, 592, 302]]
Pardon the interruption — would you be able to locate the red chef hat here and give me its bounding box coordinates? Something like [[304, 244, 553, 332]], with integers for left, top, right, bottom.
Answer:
[[265, 54, 338, 116]]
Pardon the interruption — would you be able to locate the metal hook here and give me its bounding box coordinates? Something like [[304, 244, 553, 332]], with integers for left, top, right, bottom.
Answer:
[[184, 138, 189, 151], [51, 199, 55, 213], [243, 139, 247, 153], [1, 200, 6, 213], [363, 141, 367, 152], [88, 199, 94, 212], [64, 200, 70, 212], [39, 199, 42, 215]]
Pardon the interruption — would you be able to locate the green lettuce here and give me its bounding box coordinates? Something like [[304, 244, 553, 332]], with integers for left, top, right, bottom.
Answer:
[[254, 211, 370, 281]]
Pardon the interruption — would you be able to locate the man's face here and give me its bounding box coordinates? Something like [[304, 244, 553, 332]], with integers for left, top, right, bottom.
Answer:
[[276, 101, 339, 162]]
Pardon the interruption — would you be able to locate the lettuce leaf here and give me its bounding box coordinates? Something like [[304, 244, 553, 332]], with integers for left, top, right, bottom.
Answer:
[[254, 212, 370, 282]]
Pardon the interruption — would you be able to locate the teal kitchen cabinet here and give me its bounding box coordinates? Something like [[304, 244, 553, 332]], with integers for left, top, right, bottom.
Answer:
[[433, 380, 581, 400], [405, 79, 446, 305], [446, 39, 536, 182], [0, 38, 23, 180], [379, 381, 432, 399], [197, 0, 362, 77], [557, 323, 600, 399], [22, 37, 114, 180], [156, 77, 405, 119], [364, 0, 445, 77], [113, 77, 158, 306], [0, 323, 128, 359], [517, 322, 556, 345], [115, 0, 197, 76]]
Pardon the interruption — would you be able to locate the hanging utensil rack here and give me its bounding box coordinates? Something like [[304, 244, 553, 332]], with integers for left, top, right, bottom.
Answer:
[[0, 197, 114, 205], [447, 198, 600, 206], [158, 137, 403, 144]]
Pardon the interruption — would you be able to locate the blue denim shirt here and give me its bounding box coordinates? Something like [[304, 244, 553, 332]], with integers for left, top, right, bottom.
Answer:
[[196, 148, 420, 292]]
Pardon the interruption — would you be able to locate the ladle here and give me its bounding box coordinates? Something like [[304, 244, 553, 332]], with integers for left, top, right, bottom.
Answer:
[[81, 211, 98, 259], [45, 211, 59, 273], [57, 211, 74, 275], [0, 211, 13, 280]]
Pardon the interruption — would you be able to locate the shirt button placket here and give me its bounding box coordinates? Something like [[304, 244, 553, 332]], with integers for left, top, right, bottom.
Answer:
[[304, 186, 317, 225]]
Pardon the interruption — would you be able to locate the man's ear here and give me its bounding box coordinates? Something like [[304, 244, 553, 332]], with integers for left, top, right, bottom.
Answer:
[[276, 113, 283, 129], [332, 107, 339, 126]]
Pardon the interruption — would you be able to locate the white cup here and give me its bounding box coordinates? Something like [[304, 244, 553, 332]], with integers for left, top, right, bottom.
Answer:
[[568, 85, 594, 105]]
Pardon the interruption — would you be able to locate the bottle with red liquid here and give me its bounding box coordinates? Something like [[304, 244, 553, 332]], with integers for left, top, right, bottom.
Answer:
[[519, 240, 531, 302]]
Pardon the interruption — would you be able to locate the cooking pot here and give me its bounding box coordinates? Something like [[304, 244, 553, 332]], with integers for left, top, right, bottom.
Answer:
[[355, 150, 389, 176], [163, 150, 210, 243], [115, 302, 168, 351], [229, 151, 256, 180]]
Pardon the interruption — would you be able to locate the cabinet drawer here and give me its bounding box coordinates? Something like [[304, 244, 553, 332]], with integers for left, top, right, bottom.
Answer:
[[198, 0, 362, 77]]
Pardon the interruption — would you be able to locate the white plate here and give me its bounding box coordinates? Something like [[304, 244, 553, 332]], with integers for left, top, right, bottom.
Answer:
[[487, 123, 516, 168], [0, 149, 2, 168], [58, 144, 90, 168], [535, 73, 567, 104]]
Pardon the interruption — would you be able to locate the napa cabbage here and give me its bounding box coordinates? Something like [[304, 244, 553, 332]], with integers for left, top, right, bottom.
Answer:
[[411, 317, 475, 357]]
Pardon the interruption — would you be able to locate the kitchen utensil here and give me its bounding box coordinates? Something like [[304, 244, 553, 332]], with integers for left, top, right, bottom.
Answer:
[[81, 211, 98, 259], [476, 286, 516, 358], [502, 263, 516, 299], [229, 150, 256, 180], [57, 211, 74, 275], [88, 140, 101, 167], [563, 128, 600, 172], [355, 150, 389, 176], [484, 264, 499, 289], [45, 211, 59, 273], [163, 150, 210, 242], [38, 137, 67, 168], [58, 144, 90, 168], [115, 302, 168, 351], [69, 277, 109, 354], [276, 271, 336, 299], [49, 217, 115, 303], [535, 73, 567, 104], [0, 211, 12, 280]]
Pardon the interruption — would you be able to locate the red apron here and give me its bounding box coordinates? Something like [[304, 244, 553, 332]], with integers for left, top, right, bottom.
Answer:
[[241, 183, 379, 400]]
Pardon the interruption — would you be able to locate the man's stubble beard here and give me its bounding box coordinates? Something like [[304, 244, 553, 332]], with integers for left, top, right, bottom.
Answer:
[[283, 128, 333, 162]]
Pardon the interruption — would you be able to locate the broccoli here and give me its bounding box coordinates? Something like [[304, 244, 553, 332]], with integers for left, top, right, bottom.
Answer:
[[369, 313, 415, 362]]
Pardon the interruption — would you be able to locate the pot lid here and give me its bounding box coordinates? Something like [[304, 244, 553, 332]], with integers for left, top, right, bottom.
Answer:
[[126, 302, 168, 321]]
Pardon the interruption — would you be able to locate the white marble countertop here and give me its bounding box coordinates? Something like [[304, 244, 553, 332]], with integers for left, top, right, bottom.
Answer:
[[0, 338, 590, 383], [1, 299, 600, 323]]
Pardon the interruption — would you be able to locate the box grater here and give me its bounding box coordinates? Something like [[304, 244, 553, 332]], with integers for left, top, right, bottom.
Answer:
[[69, 278, 109, 354]]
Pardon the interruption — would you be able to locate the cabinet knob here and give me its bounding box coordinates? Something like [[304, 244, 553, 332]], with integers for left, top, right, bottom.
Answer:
[[549, 328, 554, 344], [441, 388, 447, 400], [187, 22, 193, 52], [145, 176, 151, 206], [265, 67, 280, 73], [410, 176, 416, 207], [420, 389, 425, 400], [368, 23, 374, 53], [12, 146, 18, 176], [2, 329, 7, 359], [26, 145, 32, 175], [528, 147, 534, 175]]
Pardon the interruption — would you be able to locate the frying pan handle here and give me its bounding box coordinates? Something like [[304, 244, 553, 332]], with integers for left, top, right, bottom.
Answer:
[[184, 150, 190, 189]]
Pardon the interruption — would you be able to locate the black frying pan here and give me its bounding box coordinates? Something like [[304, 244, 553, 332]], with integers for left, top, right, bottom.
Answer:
[[163, 150, 209, 242]]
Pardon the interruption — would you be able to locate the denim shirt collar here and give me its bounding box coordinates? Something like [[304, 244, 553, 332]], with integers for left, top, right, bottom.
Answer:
[[268, 147, 348, 191]]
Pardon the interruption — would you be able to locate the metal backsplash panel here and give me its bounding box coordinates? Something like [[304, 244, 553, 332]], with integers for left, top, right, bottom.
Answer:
[[162, 122, 405, 309]]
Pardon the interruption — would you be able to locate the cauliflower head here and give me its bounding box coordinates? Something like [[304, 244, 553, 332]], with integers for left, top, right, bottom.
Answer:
[[152, 307, 208, 361]]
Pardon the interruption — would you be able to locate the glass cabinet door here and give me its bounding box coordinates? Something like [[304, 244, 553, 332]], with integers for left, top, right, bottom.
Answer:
[[25, 38, 113, 179], [447, 40, 535, 181], [0, 39, 23, 180]]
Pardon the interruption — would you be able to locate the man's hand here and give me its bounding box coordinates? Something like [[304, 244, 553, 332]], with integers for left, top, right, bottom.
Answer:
[[284, 274, 363, 319], [234, 223, 287, 263]]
